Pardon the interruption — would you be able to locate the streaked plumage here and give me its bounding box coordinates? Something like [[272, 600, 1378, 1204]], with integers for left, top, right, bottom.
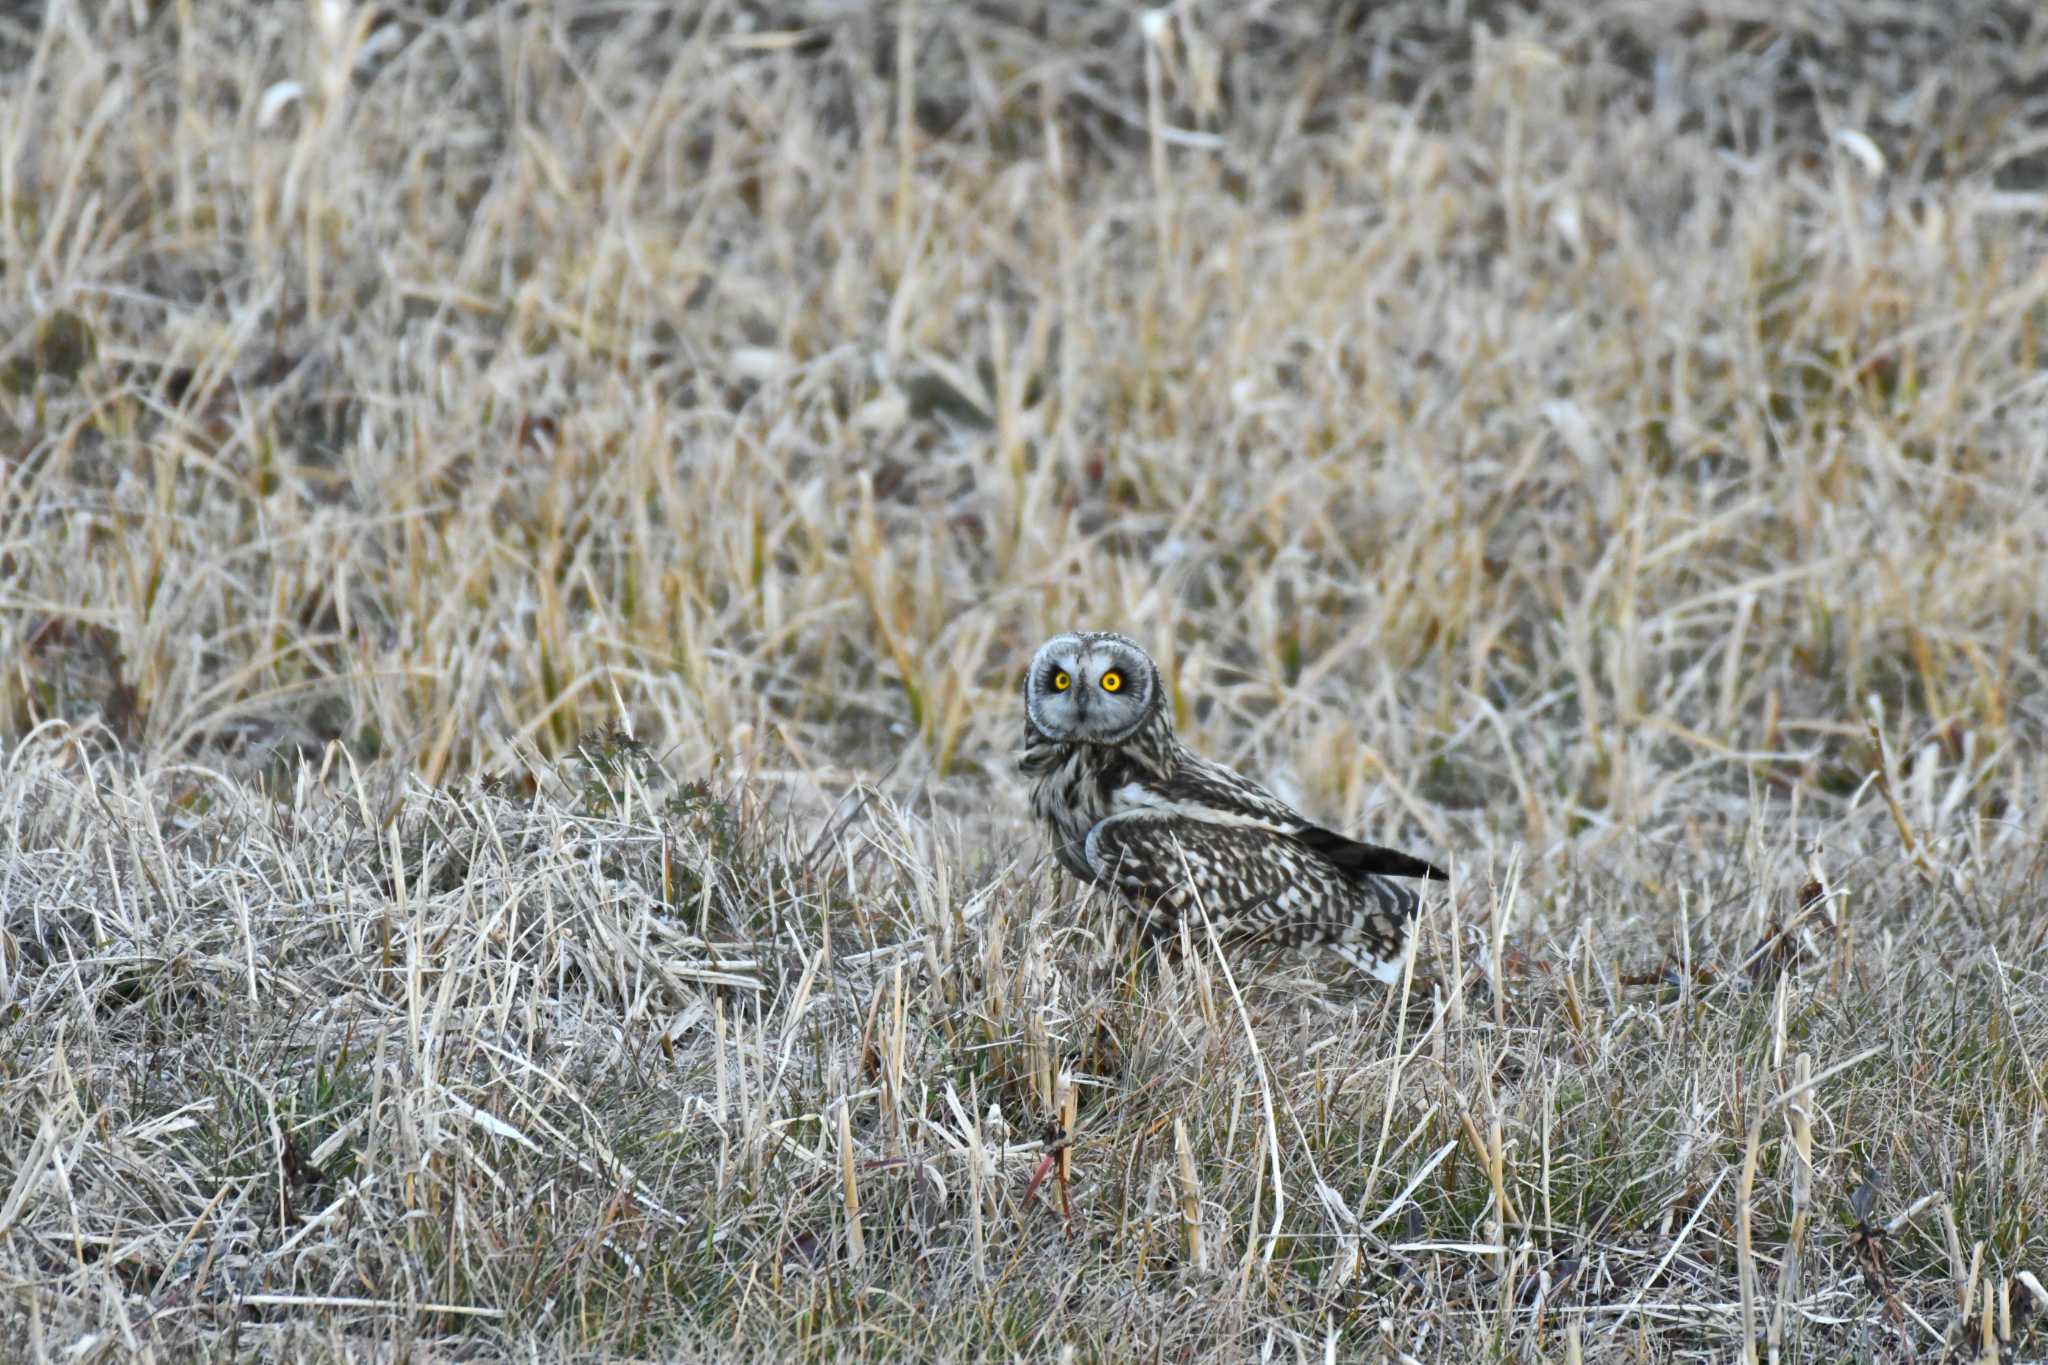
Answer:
[[1020, 631, 1445, 981]]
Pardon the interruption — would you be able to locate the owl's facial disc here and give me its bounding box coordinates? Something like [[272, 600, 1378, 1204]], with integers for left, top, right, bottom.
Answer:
[[1025, 632, 1156, 743]]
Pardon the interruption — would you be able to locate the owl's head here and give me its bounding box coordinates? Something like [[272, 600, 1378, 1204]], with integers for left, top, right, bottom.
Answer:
[[1022, 631, 1163, 745]]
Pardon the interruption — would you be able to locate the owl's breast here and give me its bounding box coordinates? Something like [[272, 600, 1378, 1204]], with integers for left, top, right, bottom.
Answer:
[[1029, 744, 1127, 883]]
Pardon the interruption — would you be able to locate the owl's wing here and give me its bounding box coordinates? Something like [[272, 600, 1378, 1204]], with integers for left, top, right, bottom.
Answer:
[[1157, 758, 1449, 883], [1083, 811, 1418, 979], [1290, 824, 1448, 882]]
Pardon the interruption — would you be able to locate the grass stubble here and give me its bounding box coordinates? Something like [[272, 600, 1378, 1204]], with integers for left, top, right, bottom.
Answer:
[[4, 1, 2048, 1360]]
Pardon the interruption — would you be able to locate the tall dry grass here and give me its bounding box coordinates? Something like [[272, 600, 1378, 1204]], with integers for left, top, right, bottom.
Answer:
[[4, 1, 2047, 1359]]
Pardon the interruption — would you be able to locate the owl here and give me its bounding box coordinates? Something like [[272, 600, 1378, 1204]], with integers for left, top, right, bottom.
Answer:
[[1020, 631, 1445, 981]]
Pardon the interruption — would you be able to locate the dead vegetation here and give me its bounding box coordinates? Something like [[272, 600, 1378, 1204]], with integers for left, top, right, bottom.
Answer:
[[4, 1, 2048, 1359]]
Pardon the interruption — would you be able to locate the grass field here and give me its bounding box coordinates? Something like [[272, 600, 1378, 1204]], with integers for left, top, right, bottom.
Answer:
[[6, 1, 2048, 1359]]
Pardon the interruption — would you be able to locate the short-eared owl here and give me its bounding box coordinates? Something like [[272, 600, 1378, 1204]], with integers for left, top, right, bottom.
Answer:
[[1021, 631, 1445, 981]]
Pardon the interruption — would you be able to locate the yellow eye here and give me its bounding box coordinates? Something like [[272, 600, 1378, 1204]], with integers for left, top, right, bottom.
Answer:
[[1101, 671, 1122, 693], [1053, 671, 1071, 691]]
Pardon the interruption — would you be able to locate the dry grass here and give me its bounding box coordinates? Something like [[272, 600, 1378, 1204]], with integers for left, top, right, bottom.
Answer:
[[5, 1, 2048, 1359]]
